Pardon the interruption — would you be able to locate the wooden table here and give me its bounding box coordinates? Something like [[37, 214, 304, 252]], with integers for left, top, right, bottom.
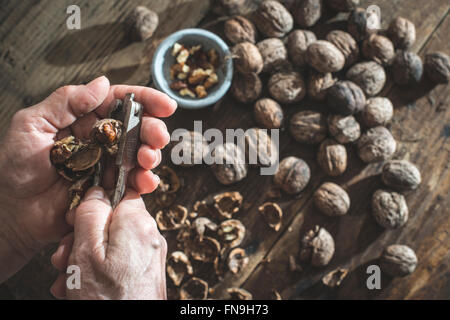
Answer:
[[0, 0, 449, 300]]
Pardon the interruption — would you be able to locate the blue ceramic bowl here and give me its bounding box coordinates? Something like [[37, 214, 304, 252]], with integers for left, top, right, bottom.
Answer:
[[152, 28, 233, 109]]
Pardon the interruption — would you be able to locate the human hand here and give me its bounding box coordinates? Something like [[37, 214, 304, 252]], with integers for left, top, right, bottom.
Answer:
[[50, 187, 167, 300], [0, 76, 176, 282]]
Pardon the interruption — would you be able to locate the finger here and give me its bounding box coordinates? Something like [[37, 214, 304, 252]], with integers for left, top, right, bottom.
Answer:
[[72, 187, 112, 260], [128, 168, 160, 195], [95, 85, 177, 118], [137, 145, 162, 170], [140, 117, 170, 149], [70, 112, 100, 140], [32, 76, 110, 130], [51, 233, 74, 272], [50, 273, 67, 300]]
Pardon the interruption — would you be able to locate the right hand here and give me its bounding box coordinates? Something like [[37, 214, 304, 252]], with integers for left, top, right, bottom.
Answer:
[[50, 187, 167, 300]]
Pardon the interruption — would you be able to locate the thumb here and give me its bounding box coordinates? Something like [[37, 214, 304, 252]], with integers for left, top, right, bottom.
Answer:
[[31, 76, 110, 130], [72, 186, 112, 260]]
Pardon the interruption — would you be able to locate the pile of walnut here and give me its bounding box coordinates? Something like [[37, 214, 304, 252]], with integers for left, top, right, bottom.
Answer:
[[50, 119, 123, 210], [170, 43, 220, 98]]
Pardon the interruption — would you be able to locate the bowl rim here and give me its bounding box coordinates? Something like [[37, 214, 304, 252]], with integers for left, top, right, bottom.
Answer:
[[151, 28, 233, 110]]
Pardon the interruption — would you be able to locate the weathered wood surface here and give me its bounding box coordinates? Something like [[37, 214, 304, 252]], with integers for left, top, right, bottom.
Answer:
[[0, 0, 449, 300]]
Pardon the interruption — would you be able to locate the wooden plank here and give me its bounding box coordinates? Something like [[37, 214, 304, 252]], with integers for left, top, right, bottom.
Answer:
[[239, 11, 450, 300]]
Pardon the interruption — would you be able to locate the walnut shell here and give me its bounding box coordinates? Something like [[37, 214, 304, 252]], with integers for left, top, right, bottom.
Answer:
[[227, 288, 253, 300], [287, 30, 317, 67], [293, 0, 322, 28], [326, 30, 359, 67], [68, 175, 93, 210], [128, 6, 159, 41], [362, 34, 395, 66], [65, 144, 103, 172], [50, 136, 85, 165], [346, 61, 386, 96], [253, 0, 294, 38], [392, 51, 423, 86], [327, 114, 361, 144], [218, 219, 246, 248], [306, 40, 345, 73], [372, 190, 408, 229], [227, 248, 249, 274], [213, 191, 243, 219], [274, 157, 311, 194], [258, 202, 283, 231], [387, 17, 416, 50], [317, 139, 347, 176], [187, 236, 221, 263], [257, 38, 288, 73], [91, 119, 123, 146], [268, 71, 306, 104], [210, 143, 248, 185], [191, 217, 218, 241], [381, 160, 421, 191], [167, 251, 193, 286], [357, 126, 396, 163], [307, 71, 337, 101], [254, 98, 284, 129], [172, 131, 208, 166], [380, 245, 418, 277], [156, 166, 181, 194], [300, 225, 335, 267], [156, 205, 188, 231], [314, 182, 350, 217], [326, 80, 366, 115], [289, 110, 327, 145], [245, 128, 279, 167], [231, 72, 262, 104], [224, 16, 257, 44], [322, 268, 349, 288], [233, 42, 263, 74], [424, 52, 450, 84], [326, 0, 359, 12], [180, 277, 208, 300], [347, 7, 377, 41], [362, 97, 394, 128]]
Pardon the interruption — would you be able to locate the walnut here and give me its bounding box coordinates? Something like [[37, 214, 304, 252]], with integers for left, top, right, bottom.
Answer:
[[424, 52, 450, 84], [289, 110, 327, 145], [65, 144, 103, 172], [347, 7, 377, 41], [268, 71, 306, 104], [245, 128, 279, 167], [274, 157, 311, 194], [293, 0, 322, 28], [218, 219, 246, 248], [307, 71, 337, 101], [382, 160, 421, 191], [254, 98, 284, 129], [346, 61, 386, 97], [380, 245, 418, 277], [306, 40, 345, 73], [314, 182, 350, 217], [191, 217, 218, 241], [233, 42, 263, 74], [180, 277, 208, 300], [50, 136, 85, 165], [231, 72, 262, 104], [326, 80, 366, 115], [327, 114, 361, 144], [224, 16, 257, 44], [287, 30, 317, 67], [257, 38, 288, 73], [172, 131, 208, 166], [372, 190, 408, 229], [253, 0, 294, 38], [300, 225, 335, 267], [213, 191, 243, 219], [227, 288, 253, 300], [357, 126, 396, 163], [187, 236, 221, 263], [326, 30, 359, 68], [210, 143, 248, 185], [127, 6, 159, 41], [387, 17, 416, 50], [156, 205, 188, 231], [166, 251, 193, 286], [392, 51, 423, 86], [362, 97, 394, 128], [91, 119, 123, 148], [258, 202, 283, 231], [362, 34, 395, 66], [322, 268, 349, 288], [317, 139, 347, 176], [227, 248, 249, 274], [326, 0, 359, 12], [156, 166, 181, 194]]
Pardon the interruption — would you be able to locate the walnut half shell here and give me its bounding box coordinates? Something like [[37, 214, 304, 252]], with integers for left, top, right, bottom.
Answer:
[[167, 251, 193, 287], [156, 205, 188, 231], [65, 144, 103, 172], [258, 202, 283, 231], [186, 236, 221, 263], [213, 191, 243, 219], [227, 288, 253, 300], [180, 277, 209, 300], [218, 219, 246, 248], [227, 248, 249, 274]]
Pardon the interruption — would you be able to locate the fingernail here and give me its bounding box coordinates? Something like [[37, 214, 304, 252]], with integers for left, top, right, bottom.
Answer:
[[154, 174, 160, 186], [87, 75, 108, 88], [169, 98, 178, 110]]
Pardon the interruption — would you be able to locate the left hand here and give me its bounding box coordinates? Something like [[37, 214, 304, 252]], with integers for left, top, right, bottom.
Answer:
[[0, 76, 176, 282]]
